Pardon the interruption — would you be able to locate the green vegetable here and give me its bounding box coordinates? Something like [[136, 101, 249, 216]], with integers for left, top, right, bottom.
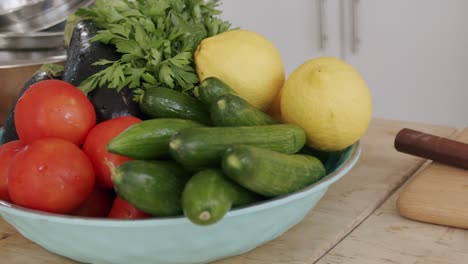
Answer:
[[169, 124, 306, 171], [75, 0, 231, 96], [298, 146, 346, 174], [107, 118, 204, 159], [222, 145, 326, 197], [140, 87, 211, 124], [194, 77, 237, 106], [111, 160, 189, 216], [210, 94, 277, 126], [182, 169, 261, 225], [64, 13, 85, 47]]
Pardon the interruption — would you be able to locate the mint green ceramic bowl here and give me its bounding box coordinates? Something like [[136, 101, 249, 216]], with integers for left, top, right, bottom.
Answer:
[[0, 128, 360, 264]]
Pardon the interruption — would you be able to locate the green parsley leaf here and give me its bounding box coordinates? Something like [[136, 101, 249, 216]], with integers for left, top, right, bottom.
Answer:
[[75, 0, 231, 97], [159, 63, 175, 88]]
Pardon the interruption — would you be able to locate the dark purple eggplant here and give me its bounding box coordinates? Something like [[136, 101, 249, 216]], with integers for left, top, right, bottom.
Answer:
[[63, 19, 143, 123], [1, 64, 64, 144]]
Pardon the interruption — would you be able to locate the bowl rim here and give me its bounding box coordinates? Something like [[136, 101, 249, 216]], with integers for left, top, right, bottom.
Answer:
[[0, 127, 361, 227]]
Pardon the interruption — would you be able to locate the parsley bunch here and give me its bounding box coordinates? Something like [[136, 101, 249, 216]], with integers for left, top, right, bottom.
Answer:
[[75, 0, 231, 99]]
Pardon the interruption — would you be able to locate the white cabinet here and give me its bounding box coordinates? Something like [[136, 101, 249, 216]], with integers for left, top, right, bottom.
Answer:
[[342, 0, 468, 127], [218, 0, 468, 127], [219, 0, 341, 76]]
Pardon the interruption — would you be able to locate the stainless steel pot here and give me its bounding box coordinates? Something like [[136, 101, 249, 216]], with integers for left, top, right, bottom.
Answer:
[[0, 0, 94, 33], [0, 31, 65, 50], [0, 0, 95, 70], [0, 48, 66, 69], [0, 0, 43, 14]]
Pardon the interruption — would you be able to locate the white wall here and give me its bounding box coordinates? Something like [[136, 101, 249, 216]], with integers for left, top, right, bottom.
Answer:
[[219, 0, 328, 77], [218, 0, 468, 127]]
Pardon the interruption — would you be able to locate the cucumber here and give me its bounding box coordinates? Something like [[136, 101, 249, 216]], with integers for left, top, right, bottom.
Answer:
[[140, 87, 211, 125], [182, 169, 261, 225], [298, 146, 344, 174], [107, 118, 203, 159], [111, 160, 189, 216], [169, 124, 305, 171], [210, 94, 277, 126], [222, 145, 326, 197], [194, 77, 237, 106]]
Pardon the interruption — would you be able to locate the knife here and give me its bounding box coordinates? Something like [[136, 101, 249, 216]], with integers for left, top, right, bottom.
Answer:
[[394, 128, 468, 170]]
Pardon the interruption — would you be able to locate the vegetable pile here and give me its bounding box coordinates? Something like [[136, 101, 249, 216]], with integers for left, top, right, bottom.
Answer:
[[75, 0, 231, 95], [0, 0, 359, 226]]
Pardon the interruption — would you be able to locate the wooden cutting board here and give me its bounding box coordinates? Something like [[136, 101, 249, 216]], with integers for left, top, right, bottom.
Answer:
[[397, 128, 468, 229]]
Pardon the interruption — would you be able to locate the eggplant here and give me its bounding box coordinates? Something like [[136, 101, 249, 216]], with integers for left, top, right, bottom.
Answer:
[[63, 19, 143, 123], [1, 64, 64, 144]]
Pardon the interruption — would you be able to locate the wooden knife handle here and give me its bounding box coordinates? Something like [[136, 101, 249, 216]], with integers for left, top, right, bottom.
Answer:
[[394, 128, 468, 170]]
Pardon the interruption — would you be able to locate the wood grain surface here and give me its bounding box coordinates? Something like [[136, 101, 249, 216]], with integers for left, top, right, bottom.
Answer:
[[317, 165, 468, 264]]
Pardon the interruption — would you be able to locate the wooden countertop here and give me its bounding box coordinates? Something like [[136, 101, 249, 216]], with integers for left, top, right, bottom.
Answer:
[[0, 118, 466, 263]]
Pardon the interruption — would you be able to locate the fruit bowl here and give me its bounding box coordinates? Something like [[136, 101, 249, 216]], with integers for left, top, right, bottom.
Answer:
[[0, 127, 361, 264]]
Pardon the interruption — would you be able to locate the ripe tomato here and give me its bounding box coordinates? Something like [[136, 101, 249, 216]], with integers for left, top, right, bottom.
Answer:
[[14, 80, 96, 145], [72, 187, 115, 217], [0, 140, 27, 202], [8, 138, 95, 214], [82, 116, 141, 189], [108, 197, 151, 219]]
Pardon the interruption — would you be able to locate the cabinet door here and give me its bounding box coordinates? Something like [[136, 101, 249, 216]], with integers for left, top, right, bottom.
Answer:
[[218, 0, 341, 76], [343, 0, 468, 126]]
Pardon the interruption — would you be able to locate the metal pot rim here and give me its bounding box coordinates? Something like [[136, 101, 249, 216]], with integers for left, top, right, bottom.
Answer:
[[0, 0, 94, 33]]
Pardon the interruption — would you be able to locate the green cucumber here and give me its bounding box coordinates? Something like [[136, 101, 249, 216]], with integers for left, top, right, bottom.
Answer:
[[182, 169, 261, 225], [107, 118, 203, 159], [194, 77, 237, 106], [222, 145, 326, 197], [169, 124, 305, 171], [140, 87, 211, 125], [111, 160, 189, 216], [298, 146, 345, 174], [210, 94, 277, 126]]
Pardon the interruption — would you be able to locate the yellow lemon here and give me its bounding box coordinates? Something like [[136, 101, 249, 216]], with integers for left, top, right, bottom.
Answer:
[[195, 29, 284, 111], [281, 57, 373, 151]]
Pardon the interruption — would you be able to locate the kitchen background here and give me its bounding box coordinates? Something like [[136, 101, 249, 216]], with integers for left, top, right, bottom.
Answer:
[[219, 0, 468, 127], [1, 0, 467, 127]]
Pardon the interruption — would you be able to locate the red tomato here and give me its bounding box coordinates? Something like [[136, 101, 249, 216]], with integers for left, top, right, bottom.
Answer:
[[8, 137, 95, 214], [82, 116, 141, 189], [72, 187, 115, 217], [14, 80, 96, 145], [0, 140, 27, 202], [108, 197, 151, 219]]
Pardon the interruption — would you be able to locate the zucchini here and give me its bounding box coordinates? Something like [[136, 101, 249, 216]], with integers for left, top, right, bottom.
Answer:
[[194, 77, 237, 106], [140, 87, 211, 125], [182, 169, 261, 225], [169, 124, 305, 171], [222, 145, 326, 197], [111, 160, 189, 216], [107, 118, 203, 159], [210, 94, 277, 126]]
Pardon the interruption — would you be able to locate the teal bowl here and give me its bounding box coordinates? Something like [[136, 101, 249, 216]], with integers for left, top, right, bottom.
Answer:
[[0, 127, 360, 264]]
